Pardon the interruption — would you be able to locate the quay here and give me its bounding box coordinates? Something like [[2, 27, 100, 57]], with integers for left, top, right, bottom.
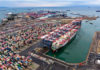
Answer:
[[19, 40, 73, 70], [0, 10, 99, 70], [0, 11, 71, 70], [77, 31, 100, 70], [90, 31, 100, 54]]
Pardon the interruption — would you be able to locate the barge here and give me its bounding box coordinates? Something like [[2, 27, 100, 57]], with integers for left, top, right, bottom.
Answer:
[[40, 19, 82, 52]]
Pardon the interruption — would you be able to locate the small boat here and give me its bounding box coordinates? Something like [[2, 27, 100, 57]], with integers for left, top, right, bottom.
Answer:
[[90, 23, 93, 24], [66, 10, 70, 11], [86, 20, 89, 22], [96, 10, 100, 12]]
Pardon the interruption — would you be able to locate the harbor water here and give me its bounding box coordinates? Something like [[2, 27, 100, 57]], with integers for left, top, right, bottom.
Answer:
[[0, 7, 100, 63], [46, 19, 100, 63]]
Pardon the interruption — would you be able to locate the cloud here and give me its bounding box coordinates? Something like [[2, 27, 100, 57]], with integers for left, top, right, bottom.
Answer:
[[0, 0, 100, 7], [16, 1, 72, 7], [0, 0, 73, 7], [84, 0, 100, 5], [18, 2, 71, 7]]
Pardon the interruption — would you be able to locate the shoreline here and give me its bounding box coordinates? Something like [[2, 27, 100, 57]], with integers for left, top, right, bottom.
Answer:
[[0, 10, 99, 70]]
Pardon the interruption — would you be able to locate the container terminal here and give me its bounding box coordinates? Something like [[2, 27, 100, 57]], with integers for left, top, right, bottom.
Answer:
[[0, 10, 99, 70]]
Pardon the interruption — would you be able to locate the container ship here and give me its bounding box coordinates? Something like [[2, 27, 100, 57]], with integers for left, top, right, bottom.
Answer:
[[40, 19, 82, 52]]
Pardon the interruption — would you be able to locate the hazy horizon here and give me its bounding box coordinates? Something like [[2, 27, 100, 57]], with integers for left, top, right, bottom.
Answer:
[[0, 6, 100, 8], [0, 0, 100, 7]]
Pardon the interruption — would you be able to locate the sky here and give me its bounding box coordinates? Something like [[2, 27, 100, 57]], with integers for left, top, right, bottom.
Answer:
[[0, 0, 100, 7]]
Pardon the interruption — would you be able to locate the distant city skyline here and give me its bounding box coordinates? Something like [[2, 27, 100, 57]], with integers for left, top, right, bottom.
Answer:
[[0, 0, 100, 7]]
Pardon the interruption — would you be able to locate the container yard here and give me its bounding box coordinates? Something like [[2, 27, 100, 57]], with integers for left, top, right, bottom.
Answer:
[[0, 10, 72, 70], [0, 9, 100, 70]]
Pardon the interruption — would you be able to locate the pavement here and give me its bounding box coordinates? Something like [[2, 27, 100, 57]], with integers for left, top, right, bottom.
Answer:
[[17, 38, 100, 70], [18, 37, 100, 70], [19, 41, 73, 70]]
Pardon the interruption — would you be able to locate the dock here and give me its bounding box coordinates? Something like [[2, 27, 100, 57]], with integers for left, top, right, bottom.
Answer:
[[76, 32, 100, 70], [19, 41, 73, 70], [42, 32, 100, 66], [90, 31, 100, 54]]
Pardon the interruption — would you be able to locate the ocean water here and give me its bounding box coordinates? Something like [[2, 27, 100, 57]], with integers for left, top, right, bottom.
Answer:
[[0, 7, 100, 63]]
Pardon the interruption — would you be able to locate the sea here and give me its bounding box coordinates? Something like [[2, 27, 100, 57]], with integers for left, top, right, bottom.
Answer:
[[0, 6, 100, 63]]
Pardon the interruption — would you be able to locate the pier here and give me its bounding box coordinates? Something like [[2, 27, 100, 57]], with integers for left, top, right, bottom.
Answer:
[[76, 31, 100, 70], [90, 31, 100, 54], [0, 9, 100, 70], [19, 40, 73, 70]]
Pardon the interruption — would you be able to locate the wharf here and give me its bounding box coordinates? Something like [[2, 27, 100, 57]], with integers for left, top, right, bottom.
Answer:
[[19, 40, 73, 70], [90, 31, 100, 54], [77, 32, 100, 70]]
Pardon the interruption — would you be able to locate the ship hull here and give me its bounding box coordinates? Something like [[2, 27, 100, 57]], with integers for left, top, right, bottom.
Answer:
[[52, 32, 76, 52], [40, 19, 82, 52]]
